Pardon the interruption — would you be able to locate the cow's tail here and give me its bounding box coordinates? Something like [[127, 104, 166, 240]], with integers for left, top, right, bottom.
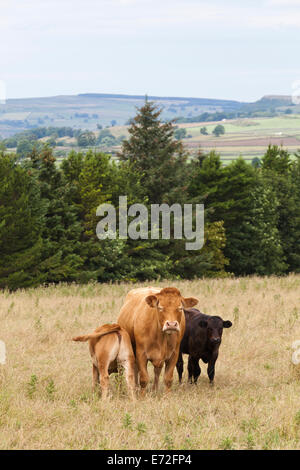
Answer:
[[72, 323, 121, 342]]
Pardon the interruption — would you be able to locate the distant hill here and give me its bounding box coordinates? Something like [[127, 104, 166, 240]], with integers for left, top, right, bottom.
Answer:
[[0, 92, 297, 138], [259, 95, 292, 103], [241, 95, 295, 113]]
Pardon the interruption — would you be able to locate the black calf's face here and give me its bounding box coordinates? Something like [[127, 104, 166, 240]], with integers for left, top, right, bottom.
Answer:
[[199, 316, 232, 345]]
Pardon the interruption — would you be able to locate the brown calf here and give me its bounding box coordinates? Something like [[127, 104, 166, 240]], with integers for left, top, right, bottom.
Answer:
[[73, 323, 135, 399]]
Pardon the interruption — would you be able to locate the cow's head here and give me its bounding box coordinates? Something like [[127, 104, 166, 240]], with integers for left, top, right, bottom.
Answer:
[[199, 316, 232, 346], [146, 287, 198, 334]]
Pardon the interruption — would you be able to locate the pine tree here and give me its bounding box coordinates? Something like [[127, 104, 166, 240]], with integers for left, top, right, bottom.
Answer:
[[261, 144, 291, 173], [261, 145, 300, 273], [220, 158, 257, 274], [242, 176, 287, 275], [288, 153, 300, 271], [27, 145, 84, 283], [171, 220, 229, 279], [61, 149, 164, 282], [0, 152, 46, 289], [187, 150, 228, 222], [117, 100, 194, 279], [119, 100, 189, 204], [187, 152, 257, 275]]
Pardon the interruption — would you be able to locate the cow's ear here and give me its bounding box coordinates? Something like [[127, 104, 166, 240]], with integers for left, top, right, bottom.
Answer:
[[182, 297, 199, 308], [223, 320, 232, 328], [145, 295, 158, 308], [199, 320, 208, 328]]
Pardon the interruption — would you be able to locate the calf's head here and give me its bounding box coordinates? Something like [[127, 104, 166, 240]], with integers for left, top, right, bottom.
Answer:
[[199, 316, 232, 345], [146, 287, 198, 334]]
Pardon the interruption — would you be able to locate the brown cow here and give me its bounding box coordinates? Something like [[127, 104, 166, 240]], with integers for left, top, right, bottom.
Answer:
[[73, 323, 135, 399], [117, 287, 198, 395]]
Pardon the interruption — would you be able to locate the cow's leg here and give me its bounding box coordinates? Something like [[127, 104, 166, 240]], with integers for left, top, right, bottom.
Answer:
[[134, 361, 139, 388], [92, 364, 99, 390], [207, 352, 218, 384], [187, 356, 195, 384], [193, 358, 201, 384], [98, 360, 110, 399], [136, 350, 149, 397], [120, 357, 136, 400], [164, 349, 179, 393], [176, 352, 184, 384], [131, 344, 139, 388], [153, 366, 163, 392]]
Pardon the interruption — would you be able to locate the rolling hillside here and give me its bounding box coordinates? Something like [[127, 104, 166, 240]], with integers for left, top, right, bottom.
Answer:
[[1, 92, 298, 138], [0, 93, 245, 138]]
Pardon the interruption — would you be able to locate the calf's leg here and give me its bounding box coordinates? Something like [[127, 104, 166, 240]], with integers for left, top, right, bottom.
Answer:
[[193, 358, 201, 384], [207, 352, 218, 384], [92, 364, 99, 390], [98, 362, 110, 399], [187, 356, 195, 384], [96, 349, 110, 399]]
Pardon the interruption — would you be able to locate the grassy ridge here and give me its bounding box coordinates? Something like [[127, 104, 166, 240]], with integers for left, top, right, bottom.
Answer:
[[0, 93, 243, 138], [0, 276, 300, 449]]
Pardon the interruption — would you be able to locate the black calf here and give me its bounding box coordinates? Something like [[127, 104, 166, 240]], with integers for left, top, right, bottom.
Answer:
[[176, 308, 232, 384]]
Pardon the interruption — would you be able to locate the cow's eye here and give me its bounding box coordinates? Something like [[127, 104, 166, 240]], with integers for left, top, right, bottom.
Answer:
[[177, 307, 183, 311], [158, 306, 163, 311]]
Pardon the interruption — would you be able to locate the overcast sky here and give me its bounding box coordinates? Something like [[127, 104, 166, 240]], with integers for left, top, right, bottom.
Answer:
[[1, 0, 300, 101]]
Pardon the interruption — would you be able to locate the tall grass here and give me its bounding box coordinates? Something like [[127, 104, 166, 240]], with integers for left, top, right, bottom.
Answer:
[[0, 276, 299, 449]]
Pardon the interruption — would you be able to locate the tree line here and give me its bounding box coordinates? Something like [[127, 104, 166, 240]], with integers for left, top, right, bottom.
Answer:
[[0, 101, 299, 290], [0, 125, 126, 158]]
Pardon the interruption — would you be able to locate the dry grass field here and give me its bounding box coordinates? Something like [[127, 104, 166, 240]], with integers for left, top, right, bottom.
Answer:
[[0, 276, 300, 450]]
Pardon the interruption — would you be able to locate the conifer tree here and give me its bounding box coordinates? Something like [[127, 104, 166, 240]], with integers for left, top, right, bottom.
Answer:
[[243, 176, 287, 275], [0, 152, 46, 289], [289, 153, 300, 272], [119, 100, 189, 204], [188, 153, 257, 275], [262, 145, 300, 273], [27, 145, 84, 282]]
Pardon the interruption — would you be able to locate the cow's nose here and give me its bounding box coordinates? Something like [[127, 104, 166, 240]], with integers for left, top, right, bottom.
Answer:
[[165, 321, 179, 330], [212, 337, 221, 344]]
